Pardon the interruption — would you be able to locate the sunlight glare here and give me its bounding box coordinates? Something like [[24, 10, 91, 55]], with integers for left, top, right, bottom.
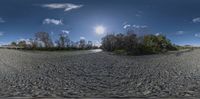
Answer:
[[95, 26, 105, 35]]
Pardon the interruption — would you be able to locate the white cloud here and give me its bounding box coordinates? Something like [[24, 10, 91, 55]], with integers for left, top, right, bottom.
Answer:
[[193, 17, 200, 23], [132, 25, 147, 28], [0, 42, 10, 46], [123, 24, 131, 29], [155, 33, 160, 36], [94, 40, 102, 47], [62, 30, 70, 34], [0, 17, 5, 23], [43, 18, 63, 25], [176, 31, 184, 35], [80, 37, 85, 40], [41, 3, 83, 12], [123, 24, 147, 29], [195, 33, 200, 38]]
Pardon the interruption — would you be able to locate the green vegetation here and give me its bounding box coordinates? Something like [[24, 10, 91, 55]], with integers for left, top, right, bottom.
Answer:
[[102, 32, 177, 55], [113, 49, 127, 55], [6, 30, 177, 53]]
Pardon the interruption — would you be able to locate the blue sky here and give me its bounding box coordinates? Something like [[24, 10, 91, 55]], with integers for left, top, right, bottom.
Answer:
[[1, 0, 200, 46]]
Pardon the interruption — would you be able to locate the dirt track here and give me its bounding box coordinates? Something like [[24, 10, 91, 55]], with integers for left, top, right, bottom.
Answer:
[[0, 49, 200, 98]]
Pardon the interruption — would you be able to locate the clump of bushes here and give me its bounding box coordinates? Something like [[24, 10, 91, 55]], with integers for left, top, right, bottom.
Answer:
[[101, 32, 177, 55], [114, 49, 127, 55]]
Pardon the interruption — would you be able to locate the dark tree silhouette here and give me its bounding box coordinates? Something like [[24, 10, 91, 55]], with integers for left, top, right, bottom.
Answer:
[[11, 42, 17, 46], [56, 33, 70, 48], [79, 39, 86, 49]]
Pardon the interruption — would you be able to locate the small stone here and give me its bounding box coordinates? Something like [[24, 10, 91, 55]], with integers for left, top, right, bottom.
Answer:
[[136, 82, 142, 87], [185, 93, 191, 96], [143, 90, 151, 95]]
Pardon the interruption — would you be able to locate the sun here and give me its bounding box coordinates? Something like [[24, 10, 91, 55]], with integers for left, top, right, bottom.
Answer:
[[95, 26, 105, 35]]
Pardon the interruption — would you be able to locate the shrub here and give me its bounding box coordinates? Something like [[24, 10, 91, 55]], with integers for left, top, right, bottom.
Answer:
[[101, 34, 117, 51], [101, 33, 177, 55], [114, 49, 127, 55]]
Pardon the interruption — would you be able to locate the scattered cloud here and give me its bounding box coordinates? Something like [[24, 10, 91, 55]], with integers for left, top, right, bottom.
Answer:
[[176, 31, 184, 35], [135, 14, 141, 17], [123, 24, 131, 29], [195, 33, 200, 38], [94, 40, 102, 47], [132, 25, 147, 28], [0, 32, 4, 36], [41, 3, 83, 12], [80, 37, 85, 40], [155, 33, 161, 36], [60, 30, 70, 37], [123, 24, 147, 29], [0, 42, 10, 46], [0, 17, 5, 23], [123, 22, 128, 25], [43, 18, 63, 25], [62, 30, 70, 34], [135, 10, 143, 17], [192, 17, 200, 23], [51, 31, 54, 35]]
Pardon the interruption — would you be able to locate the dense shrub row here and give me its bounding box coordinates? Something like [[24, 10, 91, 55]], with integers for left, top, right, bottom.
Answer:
[[101, 32, 177, 55]]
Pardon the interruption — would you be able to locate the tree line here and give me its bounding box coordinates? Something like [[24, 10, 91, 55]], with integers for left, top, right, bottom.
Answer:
[[8, 30, 178, 54], [10, 32, 98, 50], [101, 30, 177, 55]]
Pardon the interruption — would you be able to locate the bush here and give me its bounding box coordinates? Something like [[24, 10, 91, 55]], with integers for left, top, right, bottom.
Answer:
[[101, 33, 177, 55], [114, 49, 127, 55], [101, 34, 117, 51], [138, 45, 157, 55]]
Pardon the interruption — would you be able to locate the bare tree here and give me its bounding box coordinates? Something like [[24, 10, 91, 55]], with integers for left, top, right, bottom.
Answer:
[[79, 39, 86, 49], [58, 34, 65, 48], [101, 34, 117, 51], [55, 40, 61, 48], [87, 41, 93, 49], [65, 34, 70, 48], [57, 33, 70, 48], [29, 38, 37, 49], [35, 32, 53, 48]]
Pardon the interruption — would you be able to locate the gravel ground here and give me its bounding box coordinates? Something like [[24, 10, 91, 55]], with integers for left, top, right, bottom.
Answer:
[[0, 49, 200, 98]]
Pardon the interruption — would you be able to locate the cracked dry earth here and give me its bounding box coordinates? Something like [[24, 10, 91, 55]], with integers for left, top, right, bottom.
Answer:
[[0, 49, 200, 98]]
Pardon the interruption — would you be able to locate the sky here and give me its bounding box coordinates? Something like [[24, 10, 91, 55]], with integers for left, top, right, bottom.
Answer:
[[1, 0, 200, 46]]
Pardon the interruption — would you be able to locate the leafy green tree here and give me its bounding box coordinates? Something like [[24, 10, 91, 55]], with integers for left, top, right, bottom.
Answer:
[[115, 33, 125, 50], [11, 42, 17, 46], [18, 41, 27, 48], [101, 32, 177, 55], [124, 33, 138, 54]]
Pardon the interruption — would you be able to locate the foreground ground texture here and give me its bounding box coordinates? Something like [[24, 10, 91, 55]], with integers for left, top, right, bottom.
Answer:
[[0, 49, 200, 98]]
